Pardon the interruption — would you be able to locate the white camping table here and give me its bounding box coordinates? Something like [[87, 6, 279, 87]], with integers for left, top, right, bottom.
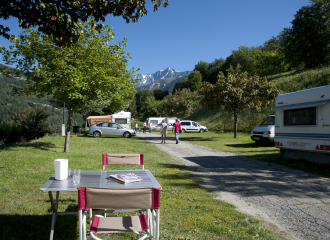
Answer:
[[40, 170, 162, 240]]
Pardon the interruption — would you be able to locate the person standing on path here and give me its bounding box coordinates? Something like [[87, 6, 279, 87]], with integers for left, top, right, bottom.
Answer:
[[143, 121, 146, 134], [135, 122, 138, 132], [172, 119, 182, 144], [160, 119, 168, 143], [148, 121, 153, 134]]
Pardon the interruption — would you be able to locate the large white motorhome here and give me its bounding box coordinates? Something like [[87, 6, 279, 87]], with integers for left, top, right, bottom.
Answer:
[[274, 85, 330, 157]]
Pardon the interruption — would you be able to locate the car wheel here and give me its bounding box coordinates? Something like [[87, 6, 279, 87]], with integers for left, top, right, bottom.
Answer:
[[123, 132, 131, 138], [200, 129, 205, 133], [93, 131, 101, 138], [182, 129, 186, 133]]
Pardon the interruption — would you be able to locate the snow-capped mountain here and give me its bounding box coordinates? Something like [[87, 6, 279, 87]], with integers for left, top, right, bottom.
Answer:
[[135, 67, 192, 87]]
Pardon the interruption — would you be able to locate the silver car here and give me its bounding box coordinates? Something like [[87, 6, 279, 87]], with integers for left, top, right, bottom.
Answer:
[[89, 121, 136, 138]]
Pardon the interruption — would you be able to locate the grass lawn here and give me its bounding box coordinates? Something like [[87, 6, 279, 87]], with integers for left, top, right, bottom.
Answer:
[[0, 134, 278, 240]]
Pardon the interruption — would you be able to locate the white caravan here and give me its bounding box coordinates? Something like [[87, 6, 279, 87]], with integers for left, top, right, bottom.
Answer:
[[250, 115, 275, 145], [274, 85, 330, 155], [111, 111, 131, 129], [146, 117, 165, 127], [165, 117, 177, 125]]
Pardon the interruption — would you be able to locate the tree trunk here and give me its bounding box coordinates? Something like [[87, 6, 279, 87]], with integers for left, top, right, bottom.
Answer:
[[64, 109, 73, 153], [234, 111, 238, 138]]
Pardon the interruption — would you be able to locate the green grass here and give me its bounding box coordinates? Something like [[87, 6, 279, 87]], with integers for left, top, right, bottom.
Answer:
[[0, 134, 279, 240]]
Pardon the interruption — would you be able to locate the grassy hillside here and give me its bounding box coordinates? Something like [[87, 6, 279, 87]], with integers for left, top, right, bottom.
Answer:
[[186, 66, 330, 133], [0, 70, 85, 133]]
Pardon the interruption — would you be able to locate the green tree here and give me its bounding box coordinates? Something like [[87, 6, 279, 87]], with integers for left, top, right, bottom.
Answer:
[[194, 61, 209, 80], [135, 89, 154, 116], [223, 46, 263, 76], [206, 58, 226, 84], [153, 88, 165, 101], [140, 95, 158, 118], [10, 106, 54, 142], [187, 70, 202, 92], [257, 50, 289, 77], [199, 72, 280, 138], [0, 18, 137, 152], [0, 0, 169, 46], [165, 88, 195, 118], [172, 80, 186, 93], [282, 1, 330, 68]]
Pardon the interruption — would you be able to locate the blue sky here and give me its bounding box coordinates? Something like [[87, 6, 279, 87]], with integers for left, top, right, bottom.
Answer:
[[0, 0, 310, 75]]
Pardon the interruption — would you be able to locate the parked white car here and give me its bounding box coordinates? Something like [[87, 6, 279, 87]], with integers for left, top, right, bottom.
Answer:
[[250, 115, 275, 145], [180, 120, 208, 133]]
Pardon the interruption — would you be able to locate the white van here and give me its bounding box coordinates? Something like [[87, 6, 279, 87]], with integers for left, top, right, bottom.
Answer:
[[146, 117, 164, 127], [274, 85, 330, 155], [250, 115, 275, 145]]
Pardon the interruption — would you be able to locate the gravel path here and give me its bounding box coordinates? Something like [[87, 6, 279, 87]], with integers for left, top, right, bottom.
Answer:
[[137, 132, 330, 240]]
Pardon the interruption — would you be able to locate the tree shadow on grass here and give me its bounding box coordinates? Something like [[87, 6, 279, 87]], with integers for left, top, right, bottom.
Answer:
[[0, 141, 57, 152], [0, 205, 78, 239], [180, 136, 220, 142], [225, 143, 275, 149]]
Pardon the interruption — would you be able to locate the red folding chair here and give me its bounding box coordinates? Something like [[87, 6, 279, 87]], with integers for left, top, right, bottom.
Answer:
[[78, 187, 161, 240], [102, 153, 144, 171]]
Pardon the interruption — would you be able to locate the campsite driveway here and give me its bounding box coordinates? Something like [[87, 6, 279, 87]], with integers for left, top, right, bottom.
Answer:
[[137, 132, 330, 240]]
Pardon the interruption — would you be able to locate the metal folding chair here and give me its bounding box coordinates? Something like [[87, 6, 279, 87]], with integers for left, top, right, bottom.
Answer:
[[78, 187, 161, 240], [102, 153, 144, 171]]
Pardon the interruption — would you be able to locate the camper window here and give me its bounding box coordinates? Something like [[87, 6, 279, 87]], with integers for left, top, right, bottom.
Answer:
[[115, 118, 127, 124], [284, 107, 316, 125]]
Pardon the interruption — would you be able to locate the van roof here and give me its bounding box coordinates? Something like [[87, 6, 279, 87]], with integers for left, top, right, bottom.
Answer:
[[275, 85, 330, 110]]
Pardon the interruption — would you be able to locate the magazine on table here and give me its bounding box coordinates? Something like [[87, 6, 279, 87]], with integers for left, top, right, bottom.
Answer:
[[108, 173, 143, 184]]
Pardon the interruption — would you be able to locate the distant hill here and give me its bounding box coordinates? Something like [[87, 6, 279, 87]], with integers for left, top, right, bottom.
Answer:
[[0, 65, 84, 132]]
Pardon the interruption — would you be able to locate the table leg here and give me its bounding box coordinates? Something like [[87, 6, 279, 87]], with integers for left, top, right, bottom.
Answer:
[[156, 209, 160, 240], [49, 191, 60, 240]]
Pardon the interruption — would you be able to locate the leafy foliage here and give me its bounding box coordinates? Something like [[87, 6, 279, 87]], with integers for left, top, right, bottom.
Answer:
[[173, 70, 202, 92], [0, 0, 169, 46], [0, 107, 54, 143], [1, 18, 136, 152], [165, 88, 195, 118], [11, 107, 54, 141], [282, 1, 330, 68], [199, 72, 280, 138]]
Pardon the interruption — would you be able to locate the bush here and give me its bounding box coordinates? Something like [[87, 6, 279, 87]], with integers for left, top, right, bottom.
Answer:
[[1, 107, 54, 143]]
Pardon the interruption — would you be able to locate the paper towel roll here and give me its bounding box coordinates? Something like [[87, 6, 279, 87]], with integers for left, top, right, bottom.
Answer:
[[54, 159, 68, 180]]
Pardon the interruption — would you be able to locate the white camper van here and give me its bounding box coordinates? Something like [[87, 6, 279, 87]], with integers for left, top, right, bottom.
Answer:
[[250, 115, 275, 145], [274, 85, 330, 155], [146, 117, 165, 127], [111, 111, 131, 129]]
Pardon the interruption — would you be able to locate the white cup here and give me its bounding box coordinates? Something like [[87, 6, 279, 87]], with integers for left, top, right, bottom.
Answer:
[[54, 159, 68, 180]]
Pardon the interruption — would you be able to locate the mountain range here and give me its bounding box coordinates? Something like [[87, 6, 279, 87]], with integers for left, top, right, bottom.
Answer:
[[135, 67, 192, 91]]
